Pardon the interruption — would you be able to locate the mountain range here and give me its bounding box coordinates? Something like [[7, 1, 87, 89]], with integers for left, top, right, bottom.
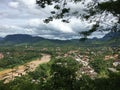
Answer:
[[0, 31, 119, 46]]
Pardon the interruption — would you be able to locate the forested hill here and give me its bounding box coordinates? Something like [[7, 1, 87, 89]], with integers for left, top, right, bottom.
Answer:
[[4, 34, 46, 43], [0, 32, 120, 46]]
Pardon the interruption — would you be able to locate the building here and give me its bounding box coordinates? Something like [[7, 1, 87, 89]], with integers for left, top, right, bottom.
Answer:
[[0, 53, 4, 59]]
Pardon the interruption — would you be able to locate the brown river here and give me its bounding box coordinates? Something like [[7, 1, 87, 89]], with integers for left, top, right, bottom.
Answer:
[[0, 54, 51, 83]]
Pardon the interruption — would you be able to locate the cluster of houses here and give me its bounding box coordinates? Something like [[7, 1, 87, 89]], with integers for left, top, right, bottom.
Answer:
[[104, 49, 120, 72], [104, 54, 119, 60], [75, 54, 97, 78], [54, 47, 120, 78], [64, 50, 79, 57]]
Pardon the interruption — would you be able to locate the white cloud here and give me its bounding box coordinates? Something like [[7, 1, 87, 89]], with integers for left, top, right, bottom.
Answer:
[[28, 18, 42, 27], [50, 20, 74, 33], [9, 2, 19, 8], [0, 0, 115, 40], [0, 25, 35, 37], [17, 0, 36, 8]]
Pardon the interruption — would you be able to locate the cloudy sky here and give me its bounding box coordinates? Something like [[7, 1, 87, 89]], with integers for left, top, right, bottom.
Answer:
[[0, 0, 112, 40]]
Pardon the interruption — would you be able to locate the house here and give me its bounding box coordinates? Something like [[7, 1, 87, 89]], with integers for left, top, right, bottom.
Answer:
[[104, 53, 119, 60], [104, 55, 114, 60], [108, 68, 118, 72], [113, 54, 119, 59], [0, 53, 4, 59], [76, 58, 82, 62], [113, 60, 120, 67]]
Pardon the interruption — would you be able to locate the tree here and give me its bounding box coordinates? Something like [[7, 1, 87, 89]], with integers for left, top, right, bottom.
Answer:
[[50, 57, 80, 90], [90, 59, 108, 76], [36, 0, 120, 39], [6, 75, 37, 90]]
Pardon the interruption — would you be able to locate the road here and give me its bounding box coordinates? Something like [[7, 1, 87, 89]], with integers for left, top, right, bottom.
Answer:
[[0, 54, 51, 83]]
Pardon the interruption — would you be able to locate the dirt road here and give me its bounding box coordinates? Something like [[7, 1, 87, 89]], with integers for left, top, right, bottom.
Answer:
[[0, 54, 51, 83]]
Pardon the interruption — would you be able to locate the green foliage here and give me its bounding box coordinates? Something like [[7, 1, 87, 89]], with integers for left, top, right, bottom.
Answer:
[[98, 0, 120, 15], [116, 64, 120, 71], [0, 80, 7, 90], [74, 75, 94, 90], [6, 75, 37, 90], [50, 57, 80, 90], [0, 48, 42, 69], [90, 59, 108, 74], [94, 72, 120, 90], [29, 63, 50, 80]]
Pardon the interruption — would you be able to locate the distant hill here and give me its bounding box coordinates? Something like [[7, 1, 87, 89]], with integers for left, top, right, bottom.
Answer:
[[0, 32, 119, 46], [102, 31, 120, 41], [0, 34, 80, 46], [3, 34, 76, 43], [4, 34, 45, 43]]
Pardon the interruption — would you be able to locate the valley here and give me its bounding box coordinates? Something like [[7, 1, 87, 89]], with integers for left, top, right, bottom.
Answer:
[[0, 34, 119, 90]]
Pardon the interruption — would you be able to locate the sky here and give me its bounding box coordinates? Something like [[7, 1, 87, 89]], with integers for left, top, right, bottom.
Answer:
[[0, 0, 113, 40]]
